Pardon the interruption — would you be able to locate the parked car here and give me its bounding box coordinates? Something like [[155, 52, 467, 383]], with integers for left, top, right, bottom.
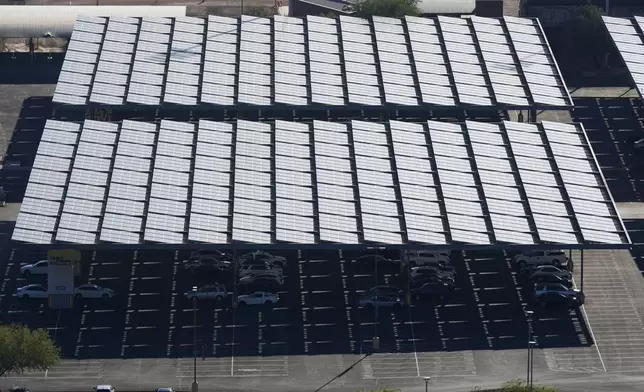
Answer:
[[529, 274, 573, 288], [94, 385, 115, 392], [189, 249, 232, 261], [184, 284, 227, 301], [239, 251, 287, 268], [534, 283, 583, 303], [404, 250, 450, 266], [364, 285, 404, 298], [238, 264, 282, 278], [534, 292, 581, 309], [74, 284, 116, 299], [411, 274, 455, 287], [355, 254, 397, 267], [410, 265, 455, 279], [521, 265, 573, 280], [411, 271, 455, 285], [237, 291, 279, 306], [182, 257, 232, 272], [514, 250, 568, 268], [155, 388, 175, 392], [238, 273, 284, 286], [20, 260, 49, 277], [16, 284, 48, 299], [411, 282, 453, 300], [359, 294, 404, 309], [9, 387, 31, 392]]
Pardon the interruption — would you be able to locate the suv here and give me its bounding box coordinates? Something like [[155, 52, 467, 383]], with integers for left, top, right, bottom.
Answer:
[[534, 291, 581, 309], [184, 284, 227, 301], [238, 264, 282, 278], [534, 283, 583, 303], [514, 250, 568, 268]]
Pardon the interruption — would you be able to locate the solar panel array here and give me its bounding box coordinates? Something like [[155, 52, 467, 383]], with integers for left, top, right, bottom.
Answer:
[[187, 120, 233, 244], [164, 16, 205, 106], [127, 16, 172, 105], [307, 15, 345, 106], [602, 16, 644, 100], [53, 14, 572, 109], [54, 16, 107, 106], [89, 16, 139, 105], [13, 119, 628, 247], [274, 121, 315, 243]]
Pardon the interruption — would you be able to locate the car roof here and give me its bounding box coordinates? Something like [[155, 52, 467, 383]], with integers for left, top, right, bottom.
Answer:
[[96, 385, 113, 389], [24, 284, 45, 288]]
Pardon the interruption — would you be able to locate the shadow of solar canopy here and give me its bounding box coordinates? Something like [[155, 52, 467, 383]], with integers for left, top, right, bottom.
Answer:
[[53, 14, 573, 112], [602, 16, 644, 100], [12, 118, 629, 250]]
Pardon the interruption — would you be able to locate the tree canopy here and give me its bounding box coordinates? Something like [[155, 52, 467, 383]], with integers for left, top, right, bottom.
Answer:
[[353, 0, 420, 18], [564, 4, 612, 69], [0, 324, 61, 377]]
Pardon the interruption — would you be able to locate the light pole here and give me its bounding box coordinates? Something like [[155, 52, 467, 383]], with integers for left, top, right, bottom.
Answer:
[[367, 246, 385, 352], [192, 286, 198, 392], [529, 340, 536, 392], [526, 310, 533, 385], [423, 376, 431, 392]]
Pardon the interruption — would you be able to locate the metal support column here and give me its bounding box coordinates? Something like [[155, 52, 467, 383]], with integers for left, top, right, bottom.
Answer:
[[580, 249, 584, 294], [529, 109, 537, 123]]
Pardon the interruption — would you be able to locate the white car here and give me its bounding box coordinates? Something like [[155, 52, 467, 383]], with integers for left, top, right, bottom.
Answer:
[[16, 284, 48, 299], [94, 385, 115, 392], [74, 284, 116, 299], [405, 251, 451, 266], [238, 264, 283, 278], [359, 294, 403, 309], [514, 250, 568, 268], [184, 284, 227, 301], [237, 291, 279, 306], [20, 260, 49, 276]]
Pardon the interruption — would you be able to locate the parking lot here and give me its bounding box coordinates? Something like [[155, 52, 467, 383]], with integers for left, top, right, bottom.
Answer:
[[0, 246, 591, 366], [571, 97, 644, 203]]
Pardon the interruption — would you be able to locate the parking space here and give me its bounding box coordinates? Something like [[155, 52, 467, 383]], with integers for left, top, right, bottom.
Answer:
[[571, 98, 644, 202], [0, 244, 594, 381]]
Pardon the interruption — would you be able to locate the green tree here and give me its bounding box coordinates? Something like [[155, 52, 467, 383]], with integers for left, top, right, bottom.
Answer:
[[0, 324, 61, 377], [353, 0, 420, 18], [564, 4, 612, 70], [243, 6, 277, 17]]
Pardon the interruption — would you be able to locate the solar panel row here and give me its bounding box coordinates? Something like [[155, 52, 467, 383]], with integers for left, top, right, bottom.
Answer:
[[12, 119, 626, 246], [53, 14, 572, 109], [602, 16, 644, 100]]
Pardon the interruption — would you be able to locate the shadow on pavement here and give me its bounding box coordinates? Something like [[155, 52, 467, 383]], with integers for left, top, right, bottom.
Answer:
[[571, 97, 644, 202], [0, 53, 63, 84], [0, 246, 595, 360], [1, 96, 53, 203]]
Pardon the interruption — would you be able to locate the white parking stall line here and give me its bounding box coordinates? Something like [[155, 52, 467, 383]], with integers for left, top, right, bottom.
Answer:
[[406, 307, 421, 377], [570, 271, 607, 372], [45, 309, 63, 378], [120, 251, 138, 357]]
